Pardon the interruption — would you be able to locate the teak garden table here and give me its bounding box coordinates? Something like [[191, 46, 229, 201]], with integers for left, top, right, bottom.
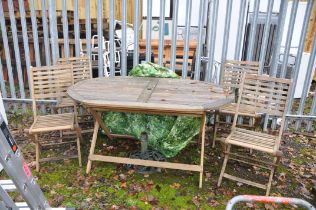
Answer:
[[67, 76, 233, 188]]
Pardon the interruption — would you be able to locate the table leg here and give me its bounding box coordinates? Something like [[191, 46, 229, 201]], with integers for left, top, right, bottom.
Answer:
[[89, 110, 113, 140], [199, 113, 206, 188], [86, 121, 100, 174]]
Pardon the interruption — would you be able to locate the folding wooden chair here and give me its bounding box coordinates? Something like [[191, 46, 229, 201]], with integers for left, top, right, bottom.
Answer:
[[212, 60, 260, 147], [28, 64, 82, 172], [57, 56, 94, 133], [217, 74, 292, 195], [56, 56, 92, 108]]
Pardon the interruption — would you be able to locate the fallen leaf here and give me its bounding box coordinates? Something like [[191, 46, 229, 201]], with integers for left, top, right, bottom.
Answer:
[[192, 196, 200, 208], [206, 198, 219, 207], [236, 182, 243, 187], [110, 204, 119, 210], [311, 166, 316, 176], [264, 203, 278, 210], [147, 195, 155, 202], [300, 186, 312, 199], [128, 169, 135, 175], [53, 195, 64, 206], [146, 195, 159, 205], [278, 172, 286, 182], [63, 159, 71, 165], [246, 202, 254, 208], [95, 192, 103, 199], [121, 182, 127, 189], [170, 182, 181, 189], [119, 173, 126, 181]]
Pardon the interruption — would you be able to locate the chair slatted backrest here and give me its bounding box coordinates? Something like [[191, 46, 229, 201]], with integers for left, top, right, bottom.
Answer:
[[233, 74, 292, 150], [221, 60, 259, 92], [57, 56, 92, 83], [30, 64, 73, 117]]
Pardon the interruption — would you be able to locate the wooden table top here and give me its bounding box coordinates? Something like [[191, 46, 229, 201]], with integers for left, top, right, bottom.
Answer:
[[67, 77, 233, 115]]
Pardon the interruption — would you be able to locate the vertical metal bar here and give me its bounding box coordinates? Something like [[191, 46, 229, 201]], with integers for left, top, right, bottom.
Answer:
[[182, 0, 192, 79], [255, 25, 263, 60], [8, 0, 26, 110], [253, 24, 264, 61], [258, 0, 275, 130], [74, 0, 81, 57], [286, 0, 314, 122], [0, 59, 7, 98], [205, 0, 219, 82], [109, 0, 115, 76], [19, 0, 32, 96], [39, 0, 50, 113], [170, 0, 179, 72], [97, 0, 104, 77], [263, 0, 287, 131], [133, 0, 140, 66], [269, 0, 288, 77], [85, 0, 92, 57], [0, 1, 16, 99], [271, 116, 277, 130], [62, 0, 69, 58], [234, 0, 247, 60], [246, 0, 260, 61], [158, 0, 166, 66], [194, 0, 207, 80], [205, 2, 212, 61], [48, 0, 60, 64], [146, 0, 153, 62], [41, 0, 51, 65], [295, 34, 316, 130], [219, 0, 233, 84], [280, 0, 299, 78], [29, 0, 41, 67], [121, 0, 127, 76], [259, 0, 273, 74]]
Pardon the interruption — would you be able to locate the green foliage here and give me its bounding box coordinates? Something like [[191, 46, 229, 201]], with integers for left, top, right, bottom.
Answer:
[[128, 62, 180, 78]]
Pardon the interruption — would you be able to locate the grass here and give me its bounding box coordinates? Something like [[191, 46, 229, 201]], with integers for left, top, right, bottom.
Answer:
[[1, 109, 315, 209]]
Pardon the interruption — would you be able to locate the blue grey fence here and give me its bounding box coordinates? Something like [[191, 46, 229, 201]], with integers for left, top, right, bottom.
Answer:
[[0, 0, 315, 132]]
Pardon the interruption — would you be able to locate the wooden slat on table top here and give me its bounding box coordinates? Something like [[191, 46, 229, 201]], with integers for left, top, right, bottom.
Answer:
[[67, 77, 233, 114]]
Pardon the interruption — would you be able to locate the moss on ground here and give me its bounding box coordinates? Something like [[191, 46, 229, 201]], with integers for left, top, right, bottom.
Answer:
[[2, 110, 315, 209]]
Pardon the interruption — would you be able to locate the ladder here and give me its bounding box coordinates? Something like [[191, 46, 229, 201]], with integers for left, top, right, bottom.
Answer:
[[0, 114, 72, 210]]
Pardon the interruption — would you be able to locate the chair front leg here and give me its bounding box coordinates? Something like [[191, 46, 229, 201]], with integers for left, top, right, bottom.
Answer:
[[217, 144, 231, 187], [34, 134, 41, 172], [266, 155, 281, 195], [75, 127, 82, 167]]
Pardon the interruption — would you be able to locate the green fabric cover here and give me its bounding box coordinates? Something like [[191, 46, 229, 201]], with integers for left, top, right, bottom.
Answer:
[[101, 62, 201, 158]]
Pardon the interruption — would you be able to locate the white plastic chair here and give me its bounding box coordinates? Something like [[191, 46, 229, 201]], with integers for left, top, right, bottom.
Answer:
[[104, 39, 122, 76], [91, 35, 110, 77]]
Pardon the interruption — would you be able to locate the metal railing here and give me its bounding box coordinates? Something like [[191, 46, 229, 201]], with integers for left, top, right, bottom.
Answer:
[[0, 0, 315, 132], [226, 195, 315, 210]]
